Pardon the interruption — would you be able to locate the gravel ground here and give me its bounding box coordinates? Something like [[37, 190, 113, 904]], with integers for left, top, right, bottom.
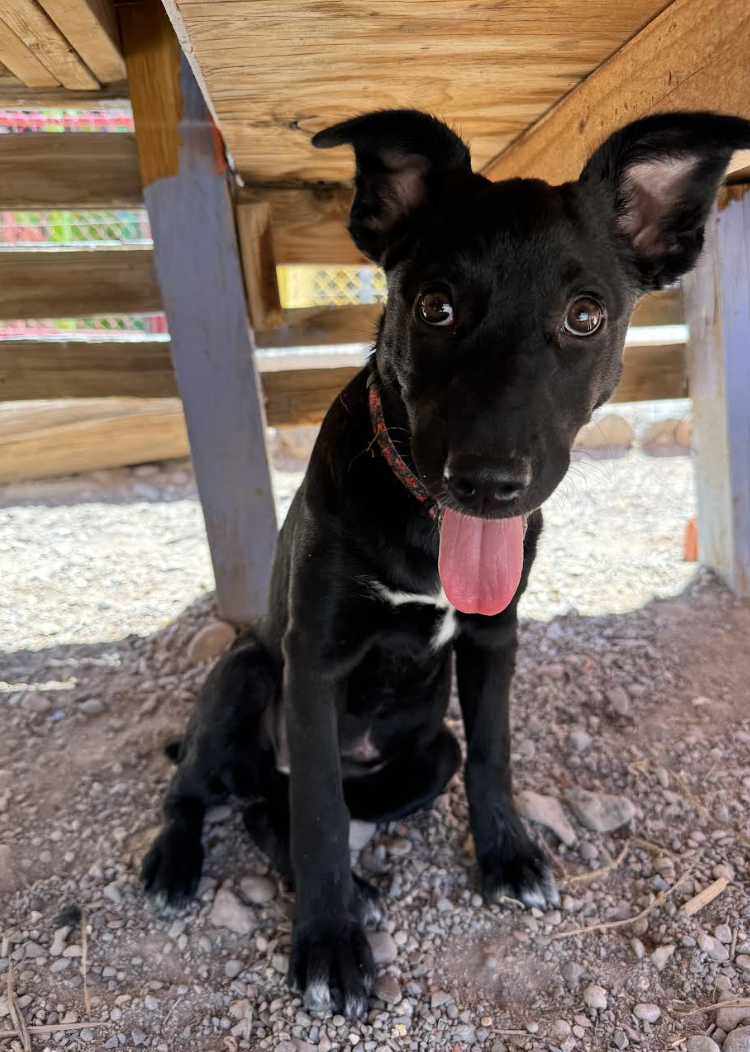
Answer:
[[2, 435, 750, 1052]]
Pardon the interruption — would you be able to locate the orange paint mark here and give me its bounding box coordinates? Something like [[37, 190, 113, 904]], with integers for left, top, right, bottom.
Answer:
[[210, 119, 227, 176], [684, 516, 698, 562]]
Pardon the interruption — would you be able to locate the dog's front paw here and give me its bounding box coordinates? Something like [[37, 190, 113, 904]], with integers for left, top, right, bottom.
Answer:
[[289, 917, 375, 1019], [141, 827, 204, 912], [479, 837, 559, 910]]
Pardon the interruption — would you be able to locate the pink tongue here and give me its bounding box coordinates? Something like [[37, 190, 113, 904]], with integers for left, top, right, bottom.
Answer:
[[439, 508, 525, 616]]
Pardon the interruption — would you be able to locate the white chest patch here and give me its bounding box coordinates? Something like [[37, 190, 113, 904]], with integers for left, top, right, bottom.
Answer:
[[367, 579, 459, 651]]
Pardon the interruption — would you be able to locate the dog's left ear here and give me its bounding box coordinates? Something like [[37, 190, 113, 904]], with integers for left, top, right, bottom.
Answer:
[[312, 109, 471, 264], [580, 112, 750, 288]]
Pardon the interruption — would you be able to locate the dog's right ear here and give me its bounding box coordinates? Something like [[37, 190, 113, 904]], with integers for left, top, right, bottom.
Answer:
[[312, 109, 471, 264]]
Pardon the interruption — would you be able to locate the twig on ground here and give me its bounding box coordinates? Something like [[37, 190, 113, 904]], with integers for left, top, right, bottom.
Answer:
[[0, 1022, 110, 1040], [551, 861, 696, 941], [562, 842, 629, 885], [81, 910, 91, 1016], [676, 998, 750, 1018], [6, 962, 31, 1052], [681, 877, 729, 916]]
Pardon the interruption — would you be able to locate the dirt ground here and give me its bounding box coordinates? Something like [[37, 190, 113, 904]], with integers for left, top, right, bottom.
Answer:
[[1, 443, 749, 1052]]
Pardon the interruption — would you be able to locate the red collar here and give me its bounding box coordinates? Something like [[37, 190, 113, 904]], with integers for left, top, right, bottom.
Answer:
[[367, 373, 439, 520]]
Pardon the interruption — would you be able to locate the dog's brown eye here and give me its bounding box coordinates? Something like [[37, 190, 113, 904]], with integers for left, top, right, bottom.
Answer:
[[418, 289, 454, 327], [564, 296, 604, 336]]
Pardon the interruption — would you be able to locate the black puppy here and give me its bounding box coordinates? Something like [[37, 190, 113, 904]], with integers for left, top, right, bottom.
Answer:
[[142, 109, 750, 1016]]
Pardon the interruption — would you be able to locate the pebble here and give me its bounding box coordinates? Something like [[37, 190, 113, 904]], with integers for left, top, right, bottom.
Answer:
[[651, 945, 676, 971], [633, 1004, 661, 1023], [736, 955, 750, 971], [188, 620, 236, 665], [606, 686, 631, 716], [725, 1028, 750, 1052], [430, 990, 453, 1008], [561, 961, 585, 990], [239, 874, 276, 905], [583, 985, 608, 1010], [21, 694, 51, 713], [549, 1020, 573, 1041], [613, 1031, 629, 1049], [717, 1007, 750, 1031], [686, 1039, 721, 1052], [209, 887, 256, 934], [568, 729, 592, 753], [366, 931, 398, 965], [224, 959, 244, 979], [515, 789, 577, 846], [387, 838, 412, 857], [698, 934, 730, 962], [349, 820, 377, 851], [565, 787, 636, 833], [274, 1042, 297, 1052], [80, 698, 104, 715], [372, 975, 401, 1004], [0, 844, 20, 892]]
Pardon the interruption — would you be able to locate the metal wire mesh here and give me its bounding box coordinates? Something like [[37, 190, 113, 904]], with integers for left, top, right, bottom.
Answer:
[[277, 265, 387, 308]]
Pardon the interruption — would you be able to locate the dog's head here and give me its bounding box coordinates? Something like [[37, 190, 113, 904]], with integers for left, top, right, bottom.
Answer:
[[314, 109, 750, 613]]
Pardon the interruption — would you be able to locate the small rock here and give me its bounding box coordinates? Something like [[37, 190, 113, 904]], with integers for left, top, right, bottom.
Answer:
[[715, 924, 733, 944], [565, 788, 635, 833], [349, 820, 376, 851], [144, 996, 159, 1011], [430, 991, 453, 1009], [366, 931, 397, 965], [372, 975, 401, 1005], [561, 961, 585, 990], [613, 1031, 629, 1050], [239, 875, 276, 905], [631, 938, 645, 959], [454, 1024, 476, 1044], [0, 845, 20, 893], [50, 926, 70, 957], [188, 621, 236, 665], [209, 887, 256, 935], [21, 694, 51, 713], [387, 838, 412, 857], [549, 1020, 572, 1042], [80, 699, 104, 715], [224, 959, 244, 979], [633, 1004, 661, 1023], [736, 956, 750, 972], [651, 945, 676, 972], [103, 882, 122, 905], [574, 413, 633, 454], [606, 686, 631, 717], [131, 1031, 147, 1046], [274, 1042, 297, 1052], [686, 1039, 721, 1052], [583, 985, 607, 1011], [717, 1006, 750, 1031], [568, 730, 592, 753], [725, 1028, 750, 1052], [515, 789, 577, 847], [698, 934, 730, 962]]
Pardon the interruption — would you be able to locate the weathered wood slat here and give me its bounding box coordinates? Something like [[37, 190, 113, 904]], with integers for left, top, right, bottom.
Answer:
[[236, 200, 284, 330], [36, 0, 125, 83], [0, 16, 59, 87], [0, 339, 687, 415], [0, 0, 98, 90], [241, 186, 364, 265], [0, 74, 127, 105], [0, 133, 142, 209], [0, 248, 161, 320], [482, 0, 750, 184]]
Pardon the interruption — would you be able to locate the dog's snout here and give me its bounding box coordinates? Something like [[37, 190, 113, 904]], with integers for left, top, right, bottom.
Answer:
[[444, 453, 531, 515]]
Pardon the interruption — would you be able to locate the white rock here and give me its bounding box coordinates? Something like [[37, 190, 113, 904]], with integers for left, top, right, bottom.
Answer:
[[80, 698, 104, 715], [188, 621, 236, 665], [516, 789, 577, 847], [568, 729, 592, 753], [574, 413, 633, 454], [366, 931, 397, 965], [687, 1038, 721, 1052], [717, 1006, 750, 1032], [724, 1027, 750, 1052], [565, 787, 635, 833], [698, 934, 729, 962], [583, 985, 607, 1010], [651, 944, 676, 972], [349, 820, 376, 852], [634, 1004, 661, 1023], [209, 887, 256, 934], [239, 875, 276, 905]]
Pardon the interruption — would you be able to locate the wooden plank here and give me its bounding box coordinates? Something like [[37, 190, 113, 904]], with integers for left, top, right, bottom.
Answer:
[[483, 0, 750, 184], [0, 247, 160, 320], [120, 0, 277, 625], [0, 133, 142, 209], [36, 0, 126, 83], [255, 303, 383, 349], [241, 186, 364, 265], [236, 200, 284, 330], [0, 16, 59, 86], [0, 0, 99, 90], [0, 398, 188, 484], [609, 343, 687, 404], [683, 187, 750, 596], [0, 74, 127, 105]]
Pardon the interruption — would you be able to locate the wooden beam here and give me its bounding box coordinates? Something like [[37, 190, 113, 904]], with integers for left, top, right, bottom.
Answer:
[[36, 0, 126, 83], [684, 187, 750, 596], [482, 0, 750, 185], [0, 133, 142, 209], [609, 343, 687, 403], [120, 0, 277, 624], [240, 186, 364, 266], [0, 0, 99, 90], [0, 247, 160, 320], [0, 16, 59, 87], [236, 200, 284, 331], [0, 74, 127, 105]]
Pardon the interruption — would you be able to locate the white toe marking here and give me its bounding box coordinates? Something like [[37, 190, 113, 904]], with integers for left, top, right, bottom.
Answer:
[[305, 979, 331, 1011]]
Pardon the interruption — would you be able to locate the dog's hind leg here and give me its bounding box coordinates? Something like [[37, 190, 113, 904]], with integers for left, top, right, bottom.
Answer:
[[142, 633, 278, 912]]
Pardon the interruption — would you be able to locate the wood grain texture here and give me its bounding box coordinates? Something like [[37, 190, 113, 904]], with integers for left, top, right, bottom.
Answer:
[[168, 0, 671, 184], [0, 133, 142, 208], [36, 0, 125, 83], [483, 0, 750, 183], [0, 73, 127, 104], [236, 201, 284, 330], [241, 185, 364, 265], [684, 187, 750, 596], [0, 15, 59, 86], [0, 0, 98, 89], [123, 0, 276, 623], [0, 247, 161, 320]]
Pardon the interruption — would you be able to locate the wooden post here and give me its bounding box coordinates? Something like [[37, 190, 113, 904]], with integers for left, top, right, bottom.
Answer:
[[119, 0, 277, 624], [683, 186, 750, 596]]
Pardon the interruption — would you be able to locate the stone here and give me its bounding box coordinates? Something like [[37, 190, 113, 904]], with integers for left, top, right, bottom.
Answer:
[[561, 961, 585, 990], [736, 956, 750, 972], [515, 789, 577, 847], [224, 959, 244, 979], [675, 416, 692, 449], [606, 686, 630, 717], [239, 875, 276, 905], [453, 1024, 476, 1044], [724, 1028, 750, 1052], [366, 931, 397, 965], [633, 1004, 661, 1023], [583, 985, 607, 1011], [686, 1039, 721, 1052], [640, 418, 681, 454], [613, 1031, 629, 1049], [349, 820, 376, 851], [565, 787, 635, 833], [715, 924, 733, 944], [21, 694, 51, 713], [549, 1020, 572, 1042], [209, 888, 256, 935], [275, 1042, 297, 1052], [716, 1006, 750, 1032], [80, 699, 104, 715], [698, 934, 730, 962], [568, 729, 592, 753], [651, 945, 676, 972], [188, 621, 236, 665], [0, 845, 21, 893], [372, 975, 401, 1005], [430, 991, 453, 1009], [574, 413, 633, 455]]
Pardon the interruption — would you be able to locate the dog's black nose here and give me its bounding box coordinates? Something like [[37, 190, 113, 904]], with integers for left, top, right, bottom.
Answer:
[[444, 454, 531, 515]]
